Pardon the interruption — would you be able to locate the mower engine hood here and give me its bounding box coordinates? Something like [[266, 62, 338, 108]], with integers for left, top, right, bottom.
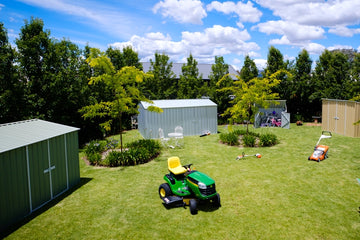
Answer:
[[187, 171, 215, 186]]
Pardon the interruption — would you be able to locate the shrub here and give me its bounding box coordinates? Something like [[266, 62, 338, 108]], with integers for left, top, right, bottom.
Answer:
[[103, 151, 121, 167], [100, 139, 161, 167], [243, 134, 256, 147], [87, 153, 102, 165], [260, 133, 279, 147], [220, 132, 239, 146], [85, 140, 106, 156], [105, 139, 119, 149]]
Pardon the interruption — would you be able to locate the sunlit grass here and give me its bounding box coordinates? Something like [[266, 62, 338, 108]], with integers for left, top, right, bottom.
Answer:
[[4, 124, 360, 239]]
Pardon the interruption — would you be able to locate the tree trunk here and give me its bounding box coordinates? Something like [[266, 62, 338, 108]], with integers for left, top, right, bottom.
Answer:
[[119, 113, 123, 153]]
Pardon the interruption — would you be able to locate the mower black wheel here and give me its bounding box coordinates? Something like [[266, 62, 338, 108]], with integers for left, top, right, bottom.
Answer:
[[189, 199, 198, 215], [212, 193, 221, 208], [159, 183, 172, 199]]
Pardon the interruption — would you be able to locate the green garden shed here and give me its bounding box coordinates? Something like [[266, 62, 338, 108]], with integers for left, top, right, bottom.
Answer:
[[0, 119, 80, 231]]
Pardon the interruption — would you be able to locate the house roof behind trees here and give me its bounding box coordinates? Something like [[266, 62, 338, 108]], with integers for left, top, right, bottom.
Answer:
[[141, 62, 238, 80]]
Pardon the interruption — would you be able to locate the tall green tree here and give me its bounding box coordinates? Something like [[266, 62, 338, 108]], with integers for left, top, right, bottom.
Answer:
[[80, 48, 160, 151], [44, 39, 92, 125], [265, 46, 284, 77], [106, 46, 142, 71], [0, 22, 25, 123], [350, 52, 360, 100], [311, 50, 352, 103], [291, 49, 313, 121], [15, 17, 51, 118], [144, 52, 176, 99], [217, 70, 283, 133], [178, 54, 204, 99], [209, 56, 232, 117], [265, 46, 292, 108], [240, 55, 258, 82]]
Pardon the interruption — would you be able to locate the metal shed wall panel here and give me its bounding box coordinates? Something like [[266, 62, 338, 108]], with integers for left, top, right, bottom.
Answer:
[[138, 99, 217, 139], [322, 99, 360, 137], [0, 120, 80, 231], [0, 147, 30, 229]]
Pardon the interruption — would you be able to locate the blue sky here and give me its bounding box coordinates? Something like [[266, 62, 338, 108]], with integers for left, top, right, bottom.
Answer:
[[1, 0, 360, 70]]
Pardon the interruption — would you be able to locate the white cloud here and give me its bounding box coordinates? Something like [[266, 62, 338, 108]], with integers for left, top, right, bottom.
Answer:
[[255, 0, 360, 27], [327, 44, 354, 51], [206, 1, 262, 28], [110, 25, 260, 63], [254, 20, 325, 43], [153, 0, 207, 25], [253, 59, 267, 70], [301, 43, 326, 55], [328, 26, 360, 37]]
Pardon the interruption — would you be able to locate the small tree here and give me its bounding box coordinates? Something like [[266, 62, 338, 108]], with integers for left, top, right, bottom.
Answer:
[[217, 70, 285, 133], [80, 48, 161, 152]]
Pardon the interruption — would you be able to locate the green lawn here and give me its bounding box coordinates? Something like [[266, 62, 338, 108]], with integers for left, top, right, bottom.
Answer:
[[4, 124, 360, 239]]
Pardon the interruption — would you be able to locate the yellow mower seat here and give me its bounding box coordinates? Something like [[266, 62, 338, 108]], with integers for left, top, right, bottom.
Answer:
[[168, 157, 187, 175]]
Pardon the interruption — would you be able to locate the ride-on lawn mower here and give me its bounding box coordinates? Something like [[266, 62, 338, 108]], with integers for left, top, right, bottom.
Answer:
[[159, 156, 221, 215], [308, 131, 332, 162]]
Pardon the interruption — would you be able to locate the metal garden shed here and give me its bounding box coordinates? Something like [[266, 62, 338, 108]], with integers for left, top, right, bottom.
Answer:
[[138, 99, 217, 139], [0, 119, 80, 231], [254, 100, 290, 129], [322, 99, 360, 137]]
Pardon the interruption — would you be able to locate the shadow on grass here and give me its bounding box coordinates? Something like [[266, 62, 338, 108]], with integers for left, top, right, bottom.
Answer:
[[0, 177, 92, 239], [161, 201, 220, 214]]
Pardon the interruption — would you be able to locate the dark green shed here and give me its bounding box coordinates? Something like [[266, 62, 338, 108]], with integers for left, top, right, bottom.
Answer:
[[0, 119, 80, 231]]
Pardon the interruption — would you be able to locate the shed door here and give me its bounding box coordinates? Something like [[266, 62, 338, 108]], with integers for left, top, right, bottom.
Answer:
[[28, 140, 52, 210], [28, 137, 68, 211], [49, 136, 68, 197], [281, 112, 290, 129]]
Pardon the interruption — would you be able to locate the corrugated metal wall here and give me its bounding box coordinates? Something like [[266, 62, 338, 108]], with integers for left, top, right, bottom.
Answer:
[[322, 99, 360, 137], [0, 131, 79, 231], [138, 103, 218, 139]]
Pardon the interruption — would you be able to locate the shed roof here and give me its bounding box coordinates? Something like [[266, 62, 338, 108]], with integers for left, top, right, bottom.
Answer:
[[140, 99, 217, 110], [0, 119, 79, 153], [141, 62, 238, 80]]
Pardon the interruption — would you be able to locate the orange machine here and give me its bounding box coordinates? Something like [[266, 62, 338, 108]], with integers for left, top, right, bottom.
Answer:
[[308, 131, 332, 162]]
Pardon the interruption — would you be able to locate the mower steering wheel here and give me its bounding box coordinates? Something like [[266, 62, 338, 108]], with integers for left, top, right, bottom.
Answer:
[[183, 164, 193, 170]]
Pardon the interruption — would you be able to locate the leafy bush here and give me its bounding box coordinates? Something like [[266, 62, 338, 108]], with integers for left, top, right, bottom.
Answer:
[[219, 130, 278, 147], [86, 139, 161, 167], [87, 153, 102, 165], [105, 139, 119, 149], [260, 133, 279, 147], [85, 140, 106, 156], [220, 132, 239, 146], [243, 134, 256, 147]]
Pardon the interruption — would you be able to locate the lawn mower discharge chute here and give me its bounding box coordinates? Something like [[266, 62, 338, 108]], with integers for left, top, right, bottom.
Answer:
[[308, 131, 332, 162], [159, 156, 221, 215]]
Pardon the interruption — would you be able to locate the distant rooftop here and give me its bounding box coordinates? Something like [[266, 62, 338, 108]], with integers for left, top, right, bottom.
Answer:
[[141, 62, 238, 80]]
